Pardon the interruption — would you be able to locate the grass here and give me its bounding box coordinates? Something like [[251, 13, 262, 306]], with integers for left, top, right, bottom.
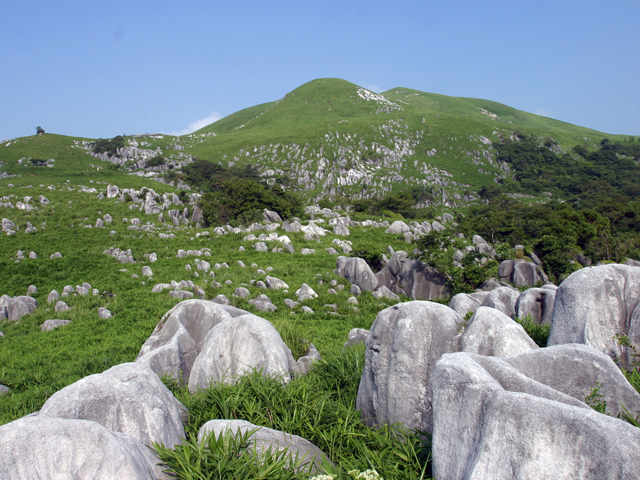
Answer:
[[158, 347, 431, 479]]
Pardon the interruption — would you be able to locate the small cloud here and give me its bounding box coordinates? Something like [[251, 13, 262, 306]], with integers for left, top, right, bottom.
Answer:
[[169, 112, 222, 136], [365, 85, 382, 93], [533, 108, 553, 118]]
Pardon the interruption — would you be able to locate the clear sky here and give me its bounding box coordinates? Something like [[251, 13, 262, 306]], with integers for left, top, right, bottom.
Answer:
[[2, 0, 639, 141]]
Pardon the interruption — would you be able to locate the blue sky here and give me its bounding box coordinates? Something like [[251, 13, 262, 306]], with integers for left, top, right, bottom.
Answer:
[[2, 0, 639, 140]]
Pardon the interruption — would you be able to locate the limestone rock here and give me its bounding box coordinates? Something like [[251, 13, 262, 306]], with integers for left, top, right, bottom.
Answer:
[[136, 300, 248, 384], [40, 362, 186, 448], [55, 300, 70, 312], [372, 286, 400, 301], [0, 416, 164, 480], [343, 328, 369, 350], [263, 209, 282, 223], [98, 307, 113, 319], [375, 251, 448, 300], [448, 291, 488, 317], [548, 264, 640, 366], [498, 259, 548, 287], [265, 276, 289, 290], [480, 286, 521, 318], [385, 220, 410, 234], [335, 256, 379, 292], [431, 346, 640, 480], [460, 307, 539, 357], [188, 314, 297, 391], [197, 419, 330, 474], [41, 319, 71, 331], [297, 344, 321, 374], [356, 301, 463, 432], [515, 287, 557, 325]]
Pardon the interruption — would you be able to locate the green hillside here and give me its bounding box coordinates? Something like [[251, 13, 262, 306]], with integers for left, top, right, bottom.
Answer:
[[0, 78, 633, 206]]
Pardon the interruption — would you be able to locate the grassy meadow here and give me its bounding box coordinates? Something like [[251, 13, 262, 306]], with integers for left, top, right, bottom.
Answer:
[[0, 145, 435, 477]]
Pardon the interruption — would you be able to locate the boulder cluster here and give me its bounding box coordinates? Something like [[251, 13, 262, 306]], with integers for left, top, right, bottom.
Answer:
[[354, 263, 640, 478], [0, 299, 328, 478]]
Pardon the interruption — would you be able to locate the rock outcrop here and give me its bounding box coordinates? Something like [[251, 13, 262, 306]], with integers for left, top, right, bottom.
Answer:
[[548, 264, 640, 366], [136, 300, 248, 384], [375, 251, 448, 300], [197, 419, 331, 474], [431, 345, 640, 480], [40, 362, 187, 448], [188, 313, 298, 392]]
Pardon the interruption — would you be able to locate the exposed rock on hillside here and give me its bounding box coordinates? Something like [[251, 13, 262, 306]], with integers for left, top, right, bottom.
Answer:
[[188, 313, 298, 392], [431, 346, 640, 480], [548, 264, 640, 366], [0, 416, 165, 479], [40, 362, 187, 448], [375, 251, 448, 300], [197, 419, 331, 474], [136, 300, 247, 384]]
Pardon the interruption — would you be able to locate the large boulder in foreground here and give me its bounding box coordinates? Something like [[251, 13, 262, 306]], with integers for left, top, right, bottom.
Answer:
[[136, 300, 248, 384], [335, 256, 379, 292], [0, 416, 163, 479], [548, 264, 640, 366], [356, 301, 463, 432], [188, 313, 298, 392], [40, 362, 187, 448], [375, 251, 448, 300], [431, 345, 640, 480], [198, 419, 331, 474]]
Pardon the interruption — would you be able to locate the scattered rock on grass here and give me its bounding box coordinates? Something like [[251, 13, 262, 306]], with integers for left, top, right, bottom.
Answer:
[[41, 319, 71, 331]]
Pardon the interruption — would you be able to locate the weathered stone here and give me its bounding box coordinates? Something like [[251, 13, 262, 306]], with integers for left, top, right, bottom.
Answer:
[[372, 286, 400, 301], [6, 296, 38, 321], [481, 286, 521, 318], [343, 328, 369, 350], [263, 209, 282, 223], [515, 287, 557, 325], [548, 264, 640, 366], [375, 251, 448, 300], [197, 419, 330, 473], [26, 285, 37, 296], [233, 287, 251, 298], [136, 300, 248, 384], [460, 307, 539, 356], [188, 314, 297, 391], [142, 266, 153, 276], [356, 301, 463, 432], [431, 346, 640, 480], [335, 256, 379, 292], [350, 284, 362, 296], [333, 224, 350, 236], [47, 290, 60, 303], [54, 300, 70, 312], [284, 299, 300, 309], [448, 291, 488, 317], [41, 319, 71, 331], [212, 294, 231, 305], [498, 259, 548, 287], [0, 416, 164, 480], [265, 275, 289, 290], [98, 307, 113, 319], [40, 362, 186, 448], [385, 220, 410, 234], [297, 344, 321, 374]]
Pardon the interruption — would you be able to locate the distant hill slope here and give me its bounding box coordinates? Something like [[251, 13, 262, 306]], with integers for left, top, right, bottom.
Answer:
[[185, 78, 623, 206], [0, 78, 632, 207]]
